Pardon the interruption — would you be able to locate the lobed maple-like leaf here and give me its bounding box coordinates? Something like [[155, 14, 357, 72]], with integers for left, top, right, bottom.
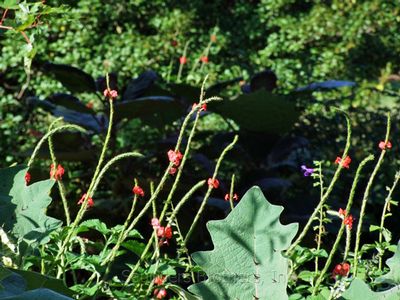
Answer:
[[0, 165, 62, 245], [188, 186, 298, 299]]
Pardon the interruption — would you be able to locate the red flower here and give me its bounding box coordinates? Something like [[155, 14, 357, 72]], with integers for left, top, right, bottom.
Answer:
[[179, 56, 187, 65], [77, 193, 94, 208], [344, 215, 354, 230], [86, 101, 94, 109], [338, 208, 347, 217], [169, 167, 177, 175], [132, 186, 144, 197], [151, 218, 160, 229], [103, 88, 118, 99], [334, 156, 351, 169], [208, 178, 220, 189], [25, 172, 31, 185], [332, 262, 350, 278], [200, 56, 209, 63], [153, 275, 166, 286], [224, 193, 239, 201], [379, 141, 392, 150], [201, 103, 207, 111], [210, 34, 217, 42], [50, 164, 65, 181], [168, 150, 183, 167], [154, 288, 167, 299], [156, 226, 173, 246]]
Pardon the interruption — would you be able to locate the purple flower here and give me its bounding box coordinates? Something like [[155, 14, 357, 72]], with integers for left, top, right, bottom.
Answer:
[[301, 165, 314, 177]]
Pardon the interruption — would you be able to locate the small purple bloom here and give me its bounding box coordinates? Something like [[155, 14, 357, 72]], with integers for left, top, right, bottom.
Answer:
[[301, 165, 314, 177]]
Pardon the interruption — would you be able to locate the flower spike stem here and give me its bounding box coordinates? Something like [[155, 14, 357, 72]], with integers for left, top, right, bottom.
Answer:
[[28, 124, 86, 168], [312, 155, 374, 295], [378, 171, 400, 270], [228, 174, 236, 211], [353, 112, 391, 276], [47, 118, 71, 225], [286, 109, 352, 255], [54, 74, 115, 271], [314, 162, 324, 274], [184, 134, 238, 244]]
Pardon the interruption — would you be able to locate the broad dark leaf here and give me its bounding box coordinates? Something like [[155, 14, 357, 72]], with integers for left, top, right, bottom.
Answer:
[[212, 90, 300, 134], [296, 80, 356, 91], [43, 63, 96, 93], [122, 70, 159, 100], [46, 94, 94, 114], [114, 96, 183, 126]]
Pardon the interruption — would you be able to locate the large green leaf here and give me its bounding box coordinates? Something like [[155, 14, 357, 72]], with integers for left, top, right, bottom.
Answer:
[[375, 241, 400, 285], [340, 278, 400, 300], [0, 165, 62, 244], [188, 186, 298, 299], [0, 268, 72, 299], [212, 90, 299, 134]]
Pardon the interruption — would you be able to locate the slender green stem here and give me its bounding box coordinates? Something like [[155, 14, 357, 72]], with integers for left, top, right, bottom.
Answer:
[[48, 118, 71, 225], [28, 124, 86, 168], [54, 93, 115, 271], [177, 41, 190, 82], [312, 155, 374, 294], [184, 135, 238, 243], [286, 110, 352, 255], [378, 171, 400, 270], [353, 113, 391, 276], [344, 226, 352, 261], [228, 174, 235, 211], [315, 163, 324, 276]]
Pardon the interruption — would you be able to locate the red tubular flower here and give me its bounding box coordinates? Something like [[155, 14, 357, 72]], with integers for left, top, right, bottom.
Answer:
[[208, 178, 220, 189], [78, 193, 94, 208], [167, 150, 183, 167], [156, 226, 173, 246], [344, 215, 354, 230], [332, 262, 350, 278], [151, 218, 160, 229], [153, 275, 166, 286], [154, 288, 167, 299], [25, 172, 31, 185], [338, 208, 347, 218], [379, 140, 392, 150], [201, 103, 207, 111], [103, 88, 118, 99], [50, 164, 65, 181], [179, 56, 187, 65], [200, 56, 209, 63], [334, 156, 351, 169], [132, 186, 144, 197], [224, 193, 239, 201]]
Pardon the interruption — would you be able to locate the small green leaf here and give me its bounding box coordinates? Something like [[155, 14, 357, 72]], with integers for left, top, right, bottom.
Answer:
[[369, 225, 380, 232]]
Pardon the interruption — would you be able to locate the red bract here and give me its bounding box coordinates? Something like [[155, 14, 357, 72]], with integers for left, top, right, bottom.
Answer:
[[334, 156, 351, 169], [151, 218, 160, 229], [200, 56, 209, 63], [168, 150, 183, 167], [344, 215, 354, 230], [224, 193, 239, 201], [208, 178, 220, 189], [153, 275, 166, 286], [332, 262, 350, 278], [25, 172, 31, 185], [132, 186, 144, 197], [50, 164, 65, 181], [379, 140, 392, 150], [338, 208, 346, 217], [78, 193, 94, 208], [154, 288, 167, 299], [179, 56, 187, 64], [103, 88, 118, 99]]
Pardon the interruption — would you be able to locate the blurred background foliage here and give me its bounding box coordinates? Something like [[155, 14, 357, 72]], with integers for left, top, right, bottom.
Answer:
[[2, 0, 400, 267]]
